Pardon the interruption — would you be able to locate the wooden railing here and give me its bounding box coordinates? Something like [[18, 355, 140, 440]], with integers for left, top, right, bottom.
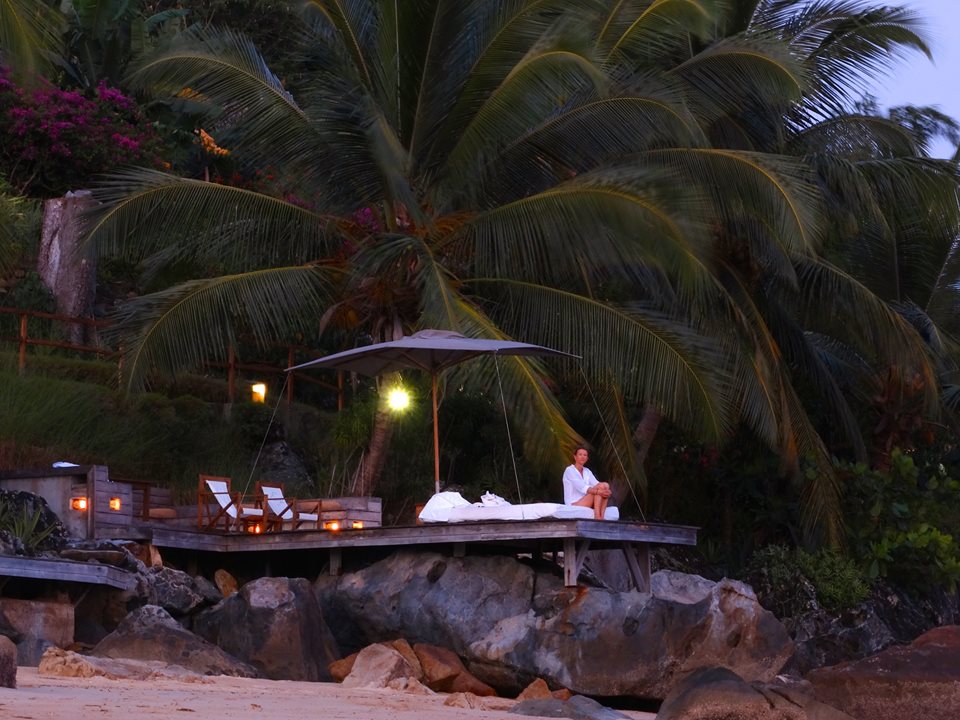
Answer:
[[0, 306, 344, 407]]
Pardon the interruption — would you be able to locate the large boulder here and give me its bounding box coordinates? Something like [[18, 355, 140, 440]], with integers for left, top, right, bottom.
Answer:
[[805, 625, 960, 720], [0, 597, 74, 666], [0, 634, 16, 688], [317, 552, 793, 699], [342, 643, 417, 689], [146, 567, 206, 616], [193, 576, 339, 681], [656, 667, 854, 720], [91, 605, 256, 677]]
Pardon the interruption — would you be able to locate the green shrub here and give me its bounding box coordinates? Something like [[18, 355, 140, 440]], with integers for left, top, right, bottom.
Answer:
[[745, 544, 868, 616], [842, 449, 960, 594], [796, 548, 869, 612]]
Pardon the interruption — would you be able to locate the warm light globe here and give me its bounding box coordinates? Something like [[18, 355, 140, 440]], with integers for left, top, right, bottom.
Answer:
[[387, 387, 410, 411]]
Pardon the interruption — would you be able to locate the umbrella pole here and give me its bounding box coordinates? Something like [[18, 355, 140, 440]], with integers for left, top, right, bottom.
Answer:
[[432, 374, 440, 494]]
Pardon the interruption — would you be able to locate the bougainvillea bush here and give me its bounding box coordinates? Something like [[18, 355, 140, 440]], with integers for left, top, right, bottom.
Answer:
[[0, 67, 165, 197]]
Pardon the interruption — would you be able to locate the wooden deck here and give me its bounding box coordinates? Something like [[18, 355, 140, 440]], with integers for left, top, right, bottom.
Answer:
[[0, 555, 135, 590], [146, 518, 697, 592]]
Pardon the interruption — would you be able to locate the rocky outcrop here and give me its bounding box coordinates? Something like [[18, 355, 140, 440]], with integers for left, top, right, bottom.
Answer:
[[91, 605, 257, 677], [318, 552, 793, 699], [806, 625, 960, 720], [0, 634, 16, 688], [656, 667, 854, 720], [39, 647, 211, 682], [192, 576, 339, 681]]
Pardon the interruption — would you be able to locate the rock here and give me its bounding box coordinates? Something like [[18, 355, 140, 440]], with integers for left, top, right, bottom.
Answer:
[[74, 586, 130, 646], [329, 651, 359, 682], [193, 575, 223, 605], [445, 692, 486, 709], [387, 638, 422, 679], [657, 666, 854, 720], [258, 441, 310, 488], [787, 605, 896, 675], [39, 647, 211, 682], [0, 634, 16, 688], [331, 552, 536, 652], [192, 576, 339, 681], [148, 567, 206, 616], [0, 597, 74, 666], [413, 642, 496, 695], [342, 643, 416, 689], [91, 605, 257, 677], [511, 696, 630, 719], [806, 625, 960, 720], [386, 676, 435, 694], [322, 554, 792, 700], [518, 678, 554, 701], [0, 490, 69, 553], [553, 688, 574, 701], [214, 569, 238, 596]]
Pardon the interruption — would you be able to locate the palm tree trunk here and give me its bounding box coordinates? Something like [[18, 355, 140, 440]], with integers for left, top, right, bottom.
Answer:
[[633, 404, 662, 466], [353, 405, 393, 497]]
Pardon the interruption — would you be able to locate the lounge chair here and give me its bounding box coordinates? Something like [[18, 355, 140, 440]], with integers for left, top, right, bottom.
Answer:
[[197, 474, 265, 532], [257, 481, 319, 531]]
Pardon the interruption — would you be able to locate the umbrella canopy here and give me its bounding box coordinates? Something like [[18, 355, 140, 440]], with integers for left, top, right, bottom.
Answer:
[[287, 330, 579, 493]]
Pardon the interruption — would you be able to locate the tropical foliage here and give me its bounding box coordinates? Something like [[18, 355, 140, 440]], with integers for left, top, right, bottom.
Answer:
[[0, 1, 959, 550], [64, 0, 960, 543]]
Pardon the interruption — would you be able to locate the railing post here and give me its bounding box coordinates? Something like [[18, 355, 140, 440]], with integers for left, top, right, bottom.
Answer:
[[18, 312, 27, 374], [227, 344, 236, 403]]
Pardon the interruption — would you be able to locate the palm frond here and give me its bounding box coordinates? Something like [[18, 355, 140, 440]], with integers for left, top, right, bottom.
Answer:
[[797, 256, 940, 415], [0, 0, 64, 79], [671, 35, 807, 120], [646, 147, 825, 258], [86, 169, 341, 270], [470, 279, 730, 442], [464, 166, 714, 293], [601, 0, 720, 68], [108, 265, 340, 392]]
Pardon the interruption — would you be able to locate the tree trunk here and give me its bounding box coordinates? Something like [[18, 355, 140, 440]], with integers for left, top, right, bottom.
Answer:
[[37, 190, 96, 345], [353, 405, 393, 497], [633, 404, 662, 466]]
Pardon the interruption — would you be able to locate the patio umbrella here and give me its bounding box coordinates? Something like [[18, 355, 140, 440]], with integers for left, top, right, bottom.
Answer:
[[287, 330, 579, 494]]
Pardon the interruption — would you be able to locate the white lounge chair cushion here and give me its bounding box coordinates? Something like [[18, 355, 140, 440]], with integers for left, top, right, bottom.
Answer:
[[259, 485, 319, 523], [205, 480, 264, 519], [417, 491, 471, 522]]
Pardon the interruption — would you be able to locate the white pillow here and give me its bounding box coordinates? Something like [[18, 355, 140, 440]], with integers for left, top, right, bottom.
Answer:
[[418, 491, 471, 522]]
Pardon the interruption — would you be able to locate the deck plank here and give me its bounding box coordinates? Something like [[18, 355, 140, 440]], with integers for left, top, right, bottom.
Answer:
[[0, 555, 135, 589]]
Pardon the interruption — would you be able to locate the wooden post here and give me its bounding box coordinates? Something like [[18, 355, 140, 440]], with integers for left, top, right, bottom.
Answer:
[[18, 313, 27, 374], [337, 370, 344, 411], [227, 344, 236, 402], [329, 548, 342, 576]]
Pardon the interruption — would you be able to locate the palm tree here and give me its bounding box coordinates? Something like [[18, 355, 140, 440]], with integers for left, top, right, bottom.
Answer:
[[84, 0, 955, 542]]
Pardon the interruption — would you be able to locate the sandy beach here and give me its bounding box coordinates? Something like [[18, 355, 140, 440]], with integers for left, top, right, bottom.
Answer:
[[0, 668, 657, 720]]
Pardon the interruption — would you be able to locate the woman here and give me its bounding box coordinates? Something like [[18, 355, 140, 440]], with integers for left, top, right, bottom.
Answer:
[[562, 446, 612, 520]]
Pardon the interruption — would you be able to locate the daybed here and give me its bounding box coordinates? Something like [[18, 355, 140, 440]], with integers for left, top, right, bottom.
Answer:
[[418, 491, 619, 523]]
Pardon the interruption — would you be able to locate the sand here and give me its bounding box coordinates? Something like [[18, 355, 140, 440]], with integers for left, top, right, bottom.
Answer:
[[0, 668, 658, 720]]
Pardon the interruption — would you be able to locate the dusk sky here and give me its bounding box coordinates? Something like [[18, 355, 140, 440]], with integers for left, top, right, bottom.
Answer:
[[869, 0, 960, 158]]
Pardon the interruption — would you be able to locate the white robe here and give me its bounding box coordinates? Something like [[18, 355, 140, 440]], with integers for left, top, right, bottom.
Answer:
[[562, 464, 599, 505]]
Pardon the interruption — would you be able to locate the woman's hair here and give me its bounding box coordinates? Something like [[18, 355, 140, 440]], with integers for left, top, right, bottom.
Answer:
[[573, 445, 589, 454]]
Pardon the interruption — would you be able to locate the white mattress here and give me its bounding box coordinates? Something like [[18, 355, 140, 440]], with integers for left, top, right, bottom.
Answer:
[[429, 502, 619, 523]]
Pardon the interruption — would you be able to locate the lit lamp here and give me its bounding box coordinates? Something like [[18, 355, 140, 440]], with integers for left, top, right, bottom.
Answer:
[[323, 520, 341, 531], [108, 497, 122, 511], [251, 382, 267, 403], [70, 497, 88, 511], [351, 520, 364, 530], [247, 523, 263, 534], [386, 386, 410, 412]]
